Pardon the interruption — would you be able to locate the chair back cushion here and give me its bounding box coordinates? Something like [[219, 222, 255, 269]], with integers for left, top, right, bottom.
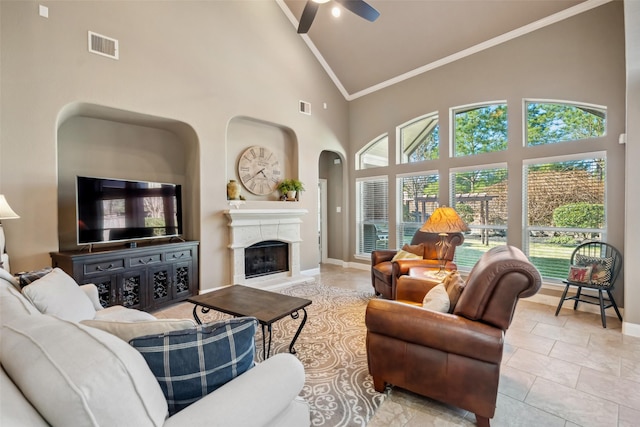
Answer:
[[410, 231, 464, 260], [454, 245, 541, 330]]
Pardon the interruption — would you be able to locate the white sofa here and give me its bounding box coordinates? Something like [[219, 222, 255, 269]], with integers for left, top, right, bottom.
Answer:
[[0, 268, 310, 427]]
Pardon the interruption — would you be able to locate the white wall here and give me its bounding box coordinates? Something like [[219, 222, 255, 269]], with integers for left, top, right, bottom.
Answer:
[[0, 0, 349, 289]]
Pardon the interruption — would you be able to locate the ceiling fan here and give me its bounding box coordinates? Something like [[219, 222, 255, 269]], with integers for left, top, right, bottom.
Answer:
[[297, 0, 380, 34]]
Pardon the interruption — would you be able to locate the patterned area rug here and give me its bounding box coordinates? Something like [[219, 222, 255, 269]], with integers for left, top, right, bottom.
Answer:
[[157, 280, 386, 427]]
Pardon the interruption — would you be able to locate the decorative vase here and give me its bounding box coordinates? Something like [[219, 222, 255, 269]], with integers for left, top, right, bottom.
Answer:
[[287, 190, 296, 201], [227, 180, 241, 200]]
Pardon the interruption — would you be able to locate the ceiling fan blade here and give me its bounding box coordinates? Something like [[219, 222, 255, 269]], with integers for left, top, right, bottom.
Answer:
[[297, 1, 320, 34], [336, 0, 380, 22]]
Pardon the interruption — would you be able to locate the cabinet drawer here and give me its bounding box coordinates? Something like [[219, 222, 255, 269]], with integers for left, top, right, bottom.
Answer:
[[83, 259, 125, 275], [167, 248, 193, 261], [129, 253, 162, 268]]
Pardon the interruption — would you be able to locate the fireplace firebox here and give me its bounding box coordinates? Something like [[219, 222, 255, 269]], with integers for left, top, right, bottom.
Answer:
[[244, 240, 289, 279]]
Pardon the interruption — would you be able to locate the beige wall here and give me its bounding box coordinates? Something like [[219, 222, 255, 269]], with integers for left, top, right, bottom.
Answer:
[[624, 0, 640, 335], [0, 0, 349, 289]]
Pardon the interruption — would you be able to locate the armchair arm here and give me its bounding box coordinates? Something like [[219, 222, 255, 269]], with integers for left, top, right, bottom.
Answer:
[[371, 250, 397, 265], [365, 299, 503, 364], [163, 353, 308, 427]]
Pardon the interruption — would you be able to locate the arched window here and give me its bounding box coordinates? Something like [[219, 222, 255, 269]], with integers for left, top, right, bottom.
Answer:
[[397, 113, 439, 164], [356, 134, 388, 170], [452, 103, 508, 157], [526, 100, 606, 146]]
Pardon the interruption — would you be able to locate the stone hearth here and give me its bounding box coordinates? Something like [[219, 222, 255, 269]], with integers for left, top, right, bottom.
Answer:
[[224, 208, 308, 287]]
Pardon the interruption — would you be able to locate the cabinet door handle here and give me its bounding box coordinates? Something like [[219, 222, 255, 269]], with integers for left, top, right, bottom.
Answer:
[[96, 264, 114, 271], [138, 258, 154, 265], [172, 253, 185, 259]]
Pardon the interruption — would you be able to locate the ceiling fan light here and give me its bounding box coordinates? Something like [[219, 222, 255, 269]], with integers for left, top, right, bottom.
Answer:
[[331, 6, 341, 17], [312, 0, 330, 3]]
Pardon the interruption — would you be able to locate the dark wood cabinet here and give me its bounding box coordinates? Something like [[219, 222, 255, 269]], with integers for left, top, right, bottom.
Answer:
[[50, 241, 199, 312]]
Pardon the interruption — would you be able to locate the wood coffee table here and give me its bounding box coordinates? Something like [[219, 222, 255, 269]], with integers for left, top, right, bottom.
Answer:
[[186, 285, 312, 359]]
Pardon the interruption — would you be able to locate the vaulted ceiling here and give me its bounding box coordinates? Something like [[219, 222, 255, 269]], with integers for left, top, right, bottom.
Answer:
[[278, 0, 607, 100]]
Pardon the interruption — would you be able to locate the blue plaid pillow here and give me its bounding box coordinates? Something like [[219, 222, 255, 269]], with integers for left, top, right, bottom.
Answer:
[[129, 317, 257, 415]]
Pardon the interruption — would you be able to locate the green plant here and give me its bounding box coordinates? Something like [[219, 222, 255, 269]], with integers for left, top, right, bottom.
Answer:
[[277, 178, 304, 193]]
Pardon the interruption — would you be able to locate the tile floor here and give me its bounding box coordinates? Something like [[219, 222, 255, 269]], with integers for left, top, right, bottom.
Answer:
[[315, 264, 640, 427]]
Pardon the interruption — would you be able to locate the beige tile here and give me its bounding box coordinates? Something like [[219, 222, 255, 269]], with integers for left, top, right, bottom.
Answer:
[[492, 393, 565, 427], [532, 322, 590, 347], [619, 405, 640, 427], [549, 340, 620, 376], [506, 348, 581, 388], [577, 367, 640, 410], [504, 328, 556, 356], [498, 365, 536, 401], [621, 355, 640, 383], [525, 377, 618, 427]]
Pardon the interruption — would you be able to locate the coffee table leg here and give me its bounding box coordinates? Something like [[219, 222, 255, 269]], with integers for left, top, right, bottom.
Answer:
[[261, 324, 273, 360], [191, 305, 210, 325], [289, 308, 308, 355]]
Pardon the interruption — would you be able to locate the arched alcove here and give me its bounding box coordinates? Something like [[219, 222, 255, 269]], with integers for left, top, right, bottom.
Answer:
[[226, 116, 298, 201], [56, 102, 200, 250]]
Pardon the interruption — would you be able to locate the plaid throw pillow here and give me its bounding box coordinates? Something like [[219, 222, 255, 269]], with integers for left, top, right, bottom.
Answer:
[[130, 317, 257, 415], [18, 267, 53, 288]]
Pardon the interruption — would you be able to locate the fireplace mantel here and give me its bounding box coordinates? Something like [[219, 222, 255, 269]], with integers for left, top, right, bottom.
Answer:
[[224, 209, 308, 287]]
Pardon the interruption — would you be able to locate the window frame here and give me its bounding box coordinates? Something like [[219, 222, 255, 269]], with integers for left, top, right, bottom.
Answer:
[[356, 133, 389, 170], [355, 175, 389, 258], [450, 100, 508, 158], [396, 111, 439, 164], [396, 171, 440, 246]]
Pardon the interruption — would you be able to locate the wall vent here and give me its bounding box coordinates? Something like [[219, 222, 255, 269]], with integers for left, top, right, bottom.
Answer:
[[299, 101, 311, 115], [88, 31, 119, 60]]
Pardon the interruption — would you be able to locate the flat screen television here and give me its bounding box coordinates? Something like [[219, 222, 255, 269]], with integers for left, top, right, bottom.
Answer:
[[76, 176, 183, 245]]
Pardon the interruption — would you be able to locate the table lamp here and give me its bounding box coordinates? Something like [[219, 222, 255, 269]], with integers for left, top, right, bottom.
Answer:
[[419, 206, 469, 276], [0, 195, 20, 270]]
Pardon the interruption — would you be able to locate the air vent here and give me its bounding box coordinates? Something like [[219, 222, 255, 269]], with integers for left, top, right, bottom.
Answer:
[[88, 31, 119, 60], [299, 101, 311, 115]]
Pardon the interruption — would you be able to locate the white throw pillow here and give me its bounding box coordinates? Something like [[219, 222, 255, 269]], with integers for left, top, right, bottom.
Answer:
[[1, 314, 167, 427], [21, 268, 96, 322], [422, 283, 450, 313], [81, 318, 197, 342]]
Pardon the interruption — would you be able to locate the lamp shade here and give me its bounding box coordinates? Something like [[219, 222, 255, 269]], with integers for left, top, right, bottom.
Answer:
[[0, 195, 19, 220], [419, 206, 469, 234]]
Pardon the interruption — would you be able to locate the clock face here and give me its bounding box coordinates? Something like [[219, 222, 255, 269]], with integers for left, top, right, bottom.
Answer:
[[238, 146, 282, 195]]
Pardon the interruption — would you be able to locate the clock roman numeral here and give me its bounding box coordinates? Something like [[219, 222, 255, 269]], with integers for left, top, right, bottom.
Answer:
[[250, 148, 256, 159], [242, 173, 252, 182]]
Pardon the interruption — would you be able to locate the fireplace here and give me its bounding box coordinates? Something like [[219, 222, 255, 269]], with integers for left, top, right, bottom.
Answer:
[[245, 240, 289, 279], [224, 208, 308, 287]]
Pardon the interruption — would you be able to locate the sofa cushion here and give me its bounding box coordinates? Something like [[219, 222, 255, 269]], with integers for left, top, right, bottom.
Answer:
[[94, 304, 157, 322], [130, 317, 257, 415], [21, 268, 96, 322], [422, 283, 450, 313], [82, 318, 197, 342], [1, 314, 168, 427], [0, 271, 40, 321], [401, 243, 424, 258], [1, 366, 49, 427]]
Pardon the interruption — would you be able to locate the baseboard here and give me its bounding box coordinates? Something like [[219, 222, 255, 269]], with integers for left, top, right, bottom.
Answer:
[[622, 321, 640, 338]]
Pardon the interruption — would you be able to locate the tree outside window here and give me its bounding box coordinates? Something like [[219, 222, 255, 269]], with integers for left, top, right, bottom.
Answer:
[[397, 173, 439, 246], [453, 103, 507, 157], [526, 101, 606, 146]]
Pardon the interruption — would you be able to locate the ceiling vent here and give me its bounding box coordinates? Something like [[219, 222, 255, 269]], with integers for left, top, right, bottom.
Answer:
[[299, 101, 311, 115], [88, 31, 119, 60]]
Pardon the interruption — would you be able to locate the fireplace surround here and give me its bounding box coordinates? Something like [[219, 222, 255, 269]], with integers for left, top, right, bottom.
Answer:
[[224, 209, 308, 287]]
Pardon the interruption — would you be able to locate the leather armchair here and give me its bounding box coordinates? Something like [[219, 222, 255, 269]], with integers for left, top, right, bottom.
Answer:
[[365, 245, 541, 427], [371, 231, 463, 299]]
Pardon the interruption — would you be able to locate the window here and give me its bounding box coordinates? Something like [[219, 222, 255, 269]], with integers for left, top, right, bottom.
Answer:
[[452, 103, 507, 157], [356, 177, 388, 254], [523, 155, 606, 280], [451, 165, 508, 269], [526, 101, 606, 146], [398, 113, 439, 163], [357, 135, 388, 170], [396, 173, 439, 246]]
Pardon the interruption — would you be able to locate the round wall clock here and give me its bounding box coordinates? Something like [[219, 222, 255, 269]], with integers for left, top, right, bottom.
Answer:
[[238, 145, 282, 195]]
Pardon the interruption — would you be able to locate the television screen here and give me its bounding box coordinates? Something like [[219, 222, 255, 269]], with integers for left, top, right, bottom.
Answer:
[[76, 176, 183, 245]]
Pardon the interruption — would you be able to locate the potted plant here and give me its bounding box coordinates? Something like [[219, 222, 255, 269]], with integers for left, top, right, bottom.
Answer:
[[277, 179, 304, 200]]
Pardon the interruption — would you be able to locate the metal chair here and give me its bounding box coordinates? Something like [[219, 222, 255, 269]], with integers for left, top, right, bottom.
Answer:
[[554, 241, 622, 328]]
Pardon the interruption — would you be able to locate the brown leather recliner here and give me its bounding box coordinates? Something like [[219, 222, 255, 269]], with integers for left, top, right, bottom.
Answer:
[[365, 245, 542, 427], [370, 231, 463, 299]]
